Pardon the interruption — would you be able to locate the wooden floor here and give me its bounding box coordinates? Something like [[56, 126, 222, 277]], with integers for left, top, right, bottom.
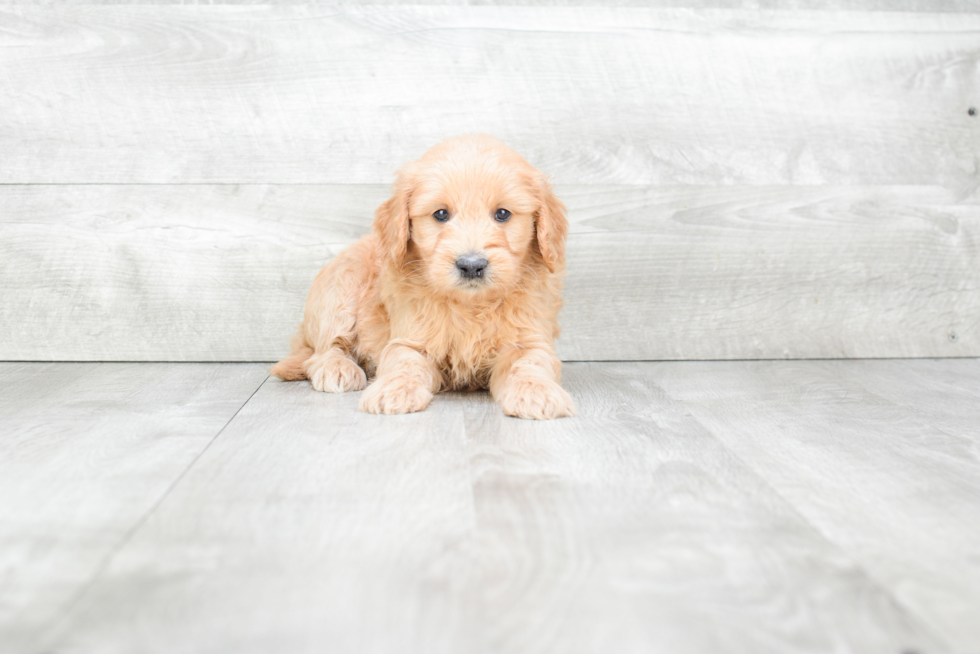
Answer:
[[1, 359, 978, 654]]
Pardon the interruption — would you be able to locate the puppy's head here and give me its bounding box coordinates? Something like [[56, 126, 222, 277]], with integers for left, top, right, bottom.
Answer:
[[373, 135, 567, 296]]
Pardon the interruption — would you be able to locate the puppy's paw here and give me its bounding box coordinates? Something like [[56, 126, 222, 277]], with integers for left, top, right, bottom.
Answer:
[[497, 378, 575, 420], [305, 351, 367, 393], [358, 377, 433, 415]]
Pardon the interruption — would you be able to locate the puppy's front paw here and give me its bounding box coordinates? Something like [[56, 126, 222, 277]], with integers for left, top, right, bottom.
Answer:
[[305, 351, 367, 393], [358, 377, 433, 415], [498, 378, 575, 420]]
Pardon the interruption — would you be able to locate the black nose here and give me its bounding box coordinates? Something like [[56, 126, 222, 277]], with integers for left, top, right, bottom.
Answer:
[[456, 254, 489, 279]]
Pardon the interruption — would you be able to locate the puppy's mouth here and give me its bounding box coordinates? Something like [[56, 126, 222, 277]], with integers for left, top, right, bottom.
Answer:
[[455, 274, 491, 291]]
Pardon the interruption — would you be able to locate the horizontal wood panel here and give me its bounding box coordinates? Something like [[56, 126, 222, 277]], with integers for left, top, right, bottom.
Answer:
[[2, 1, 978, 9], [2, 184, 976, 361], [1, 7, 978, 186]]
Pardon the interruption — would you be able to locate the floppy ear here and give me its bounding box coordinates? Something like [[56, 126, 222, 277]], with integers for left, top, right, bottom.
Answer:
[[373, 174, 412, 265], [534, 175, 568, 274]]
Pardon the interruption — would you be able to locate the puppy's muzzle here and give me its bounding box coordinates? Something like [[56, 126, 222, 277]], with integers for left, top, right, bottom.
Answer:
[[455, 254, 489, 280]]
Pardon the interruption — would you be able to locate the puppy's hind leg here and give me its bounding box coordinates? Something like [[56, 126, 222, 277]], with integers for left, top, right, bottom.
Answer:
[[299, 248, 369, 393], [271, 246, 369, 392]]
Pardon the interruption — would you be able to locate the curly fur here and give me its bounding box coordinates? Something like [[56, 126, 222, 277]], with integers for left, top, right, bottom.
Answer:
[[271, 135, 574, 419]]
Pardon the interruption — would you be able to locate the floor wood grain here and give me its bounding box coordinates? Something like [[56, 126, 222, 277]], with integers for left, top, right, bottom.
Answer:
[[3, 184, 976, 361], [653, 358, 980, 653], [462, 364, 946, 654], [5, 360, 974, 653], [0, 363, 269, 654], [40, 375, 482, 654]]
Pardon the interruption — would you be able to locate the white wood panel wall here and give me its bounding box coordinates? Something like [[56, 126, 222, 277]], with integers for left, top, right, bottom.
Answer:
[[1, 6, 978, 361], [3, 7, 978, 187]]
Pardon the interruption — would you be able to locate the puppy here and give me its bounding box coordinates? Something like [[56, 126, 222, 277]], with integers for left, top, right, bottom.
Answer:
[[271, 135, 574, 420]]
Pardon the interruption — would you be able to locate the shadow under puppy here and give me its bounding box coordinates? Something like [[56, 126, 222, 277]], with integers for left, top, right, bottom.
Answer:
[[272, 135, 575, 419]]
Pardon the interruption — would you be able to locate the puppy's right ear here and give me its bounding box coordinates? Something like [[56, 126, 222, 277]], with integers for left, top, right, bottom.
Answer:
[[373, 173, 412, 265]]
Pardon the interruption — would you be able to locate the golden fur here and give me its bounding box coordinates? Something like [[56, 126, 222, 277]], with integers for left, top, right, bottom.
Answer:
[[271, 135, 575, 419]]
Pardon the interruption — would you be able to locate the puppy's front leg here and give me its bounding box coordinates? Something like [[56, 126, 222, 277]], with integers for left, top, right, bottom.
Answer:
[[359, 342, 439, 415], [491, 348, 575, 420]]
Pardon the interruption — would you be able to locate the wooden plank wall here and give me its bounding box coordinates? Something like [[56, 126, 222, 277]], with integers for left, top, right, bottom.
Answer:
[[1, 5, 978, 361]]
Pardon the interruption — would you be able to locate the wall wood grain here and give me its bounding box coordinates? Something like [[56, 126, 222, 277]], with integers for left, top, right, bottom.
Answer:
[[2, 6, 977, 361], [2, 1, 977, 8], [2, 7, 977, 187], [2, 184, 976, 360]]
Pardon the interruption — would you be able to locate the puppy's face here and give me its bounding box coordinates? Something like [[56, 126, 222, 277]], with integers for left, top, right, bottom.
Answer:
[[408, 164, 539, 296], [374, 135, 568, 297]]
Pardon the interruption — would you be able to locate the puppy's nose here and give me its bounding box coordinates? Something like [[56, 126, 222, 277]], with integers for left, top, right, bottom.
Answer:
[[456, 254, 489, 279]]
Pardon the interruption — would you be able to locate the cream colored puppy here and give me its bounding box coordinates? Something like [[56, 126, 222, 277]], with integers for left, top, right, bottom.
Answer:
[[272, 135, 574, 420]]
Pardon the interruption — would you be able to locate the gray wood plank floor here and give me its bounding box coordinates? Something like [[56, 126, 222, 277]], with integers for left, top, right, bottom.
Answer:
[[0, 363, 269, 654], [1, 360, 978, 653]]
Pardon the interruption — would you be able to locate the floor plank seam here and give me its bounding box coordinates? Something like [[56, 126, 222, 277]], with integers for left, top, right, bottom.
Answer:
[[843, 375, 977, 448], [670, 398, 956, 652], [34, 373, 271, 653]]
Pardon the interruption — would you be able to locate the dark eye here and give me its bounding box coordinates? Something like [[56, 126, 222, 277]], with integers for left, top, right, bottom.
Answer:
[[433, 209, 450, 222], [494, 208, 512, 223]]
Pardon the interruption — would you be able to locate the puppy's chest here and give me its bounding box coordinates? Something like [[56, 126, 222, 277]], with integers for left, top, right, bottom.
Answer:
[[420, 305, 509, 387]]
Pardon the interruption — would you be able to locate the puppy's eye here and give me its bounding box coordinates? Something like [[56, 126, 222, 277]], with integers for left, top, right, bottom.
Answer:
[[494, 208, 512, 223], [433, 209, 450, 222]]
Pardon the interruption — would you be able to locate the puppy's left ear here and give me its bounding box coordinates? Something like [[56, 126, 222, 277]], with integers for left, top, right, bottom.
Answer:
[[534, 175, 568, 274]]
